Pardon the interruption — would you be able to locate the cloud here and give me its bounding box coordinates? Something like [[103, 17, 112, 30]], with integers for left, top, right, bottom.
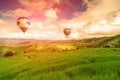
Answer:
[[1, 0, 62, 20], [45, 9, 58, 19], [2, 8, 31, 18], [18, 0, 49, 11], [17, 0, 61, 18], [64, 0, 120, 38], [1, 0, 120, 39], [18, 0, 62, 9], [73, 0, 120, 22], [0, 19, 6, 24]]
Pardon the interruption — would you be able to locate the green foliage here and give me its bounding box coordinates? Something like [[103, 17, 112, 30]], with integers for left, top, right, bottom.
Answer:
[[72, 34, 120, 48], [0, 48, 120, 80], [91, 34, 120, 48], [0, 46, 9, 55], [1, 34, 120, 79]]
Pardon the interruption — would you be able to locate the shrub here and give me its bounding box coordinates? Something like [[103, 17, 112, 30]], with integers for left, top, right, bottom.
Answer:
[[5, 51, 14, 57]]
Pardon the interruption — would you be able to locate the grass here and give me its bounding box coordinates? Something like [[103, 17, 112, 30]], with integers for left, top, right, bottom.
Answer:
[[0, 48, 120, 80]]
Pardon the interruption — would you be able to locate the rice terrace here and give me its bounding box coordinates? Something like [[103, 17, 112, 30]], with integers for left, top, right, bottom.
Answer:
[[1, 34, 120, 80]]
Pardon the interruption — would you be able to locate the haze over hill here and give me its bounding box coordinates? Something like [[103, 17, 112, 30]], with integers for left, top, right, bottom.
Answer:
[[0, 34, 120, 48]]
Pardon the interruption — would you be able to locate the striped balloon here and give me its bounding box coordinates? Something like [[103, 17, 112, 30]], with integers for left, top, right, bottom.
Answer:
[[17, 17, 31, 34]]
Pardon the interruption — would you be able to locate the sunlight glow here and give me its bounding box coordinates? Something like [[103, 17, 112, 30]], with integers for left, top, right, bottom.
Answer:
[[111, 17, 120, 25], [45, 9, 58, 19]]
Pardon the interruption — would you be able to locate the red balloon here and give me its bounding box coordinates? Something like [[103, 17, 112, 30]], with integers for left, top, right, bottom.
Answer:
[[63, 28, 71, 37]]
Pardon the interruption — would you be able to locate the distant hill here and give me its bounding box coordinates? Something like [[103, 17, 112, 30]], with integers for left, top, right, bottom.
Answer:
[[90, 34, 120, 48], [1, 34, 120, 57], [0, 38, 61, 47], [0, 34, 120, 49], [74, 34, 120, 48]]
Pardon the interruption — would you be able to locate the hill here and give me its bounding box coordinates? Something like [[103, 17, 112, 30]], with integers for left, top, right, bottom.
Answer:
[[0, 48, 120, 80], [86, 34, 120, 48], [0, 34, 120, 56], [68, 34, 120, 48], [0, 35, 120, 80]]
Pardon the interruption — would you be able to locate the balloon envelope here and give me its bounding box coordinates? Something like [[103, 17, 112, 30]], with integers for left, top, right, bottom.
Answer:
[[63, 28, 71, 37], [17, 17, 30, 33]]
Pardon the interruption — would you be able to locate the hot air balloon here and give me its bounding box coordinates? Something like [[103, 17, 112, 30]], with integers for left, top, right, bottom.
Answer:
[[17, 17, 31, 34], [63, 28, 71, 38]]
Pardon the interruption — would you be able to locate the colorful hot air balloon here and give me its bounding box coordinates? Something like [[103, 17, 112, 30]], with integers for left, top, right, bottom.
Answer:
[[17, 17, 31, 34], [63, 28, 71, 38]]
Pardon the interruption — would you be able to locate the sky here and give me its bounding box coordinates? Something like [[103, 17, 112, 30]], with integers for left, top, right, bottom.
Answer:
[[0, 0, 120, 40]]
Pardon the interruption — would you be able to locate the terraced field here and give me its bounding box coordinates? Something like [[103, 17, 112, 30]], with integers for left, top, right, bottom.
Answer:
[[0, 48, 120, 80]]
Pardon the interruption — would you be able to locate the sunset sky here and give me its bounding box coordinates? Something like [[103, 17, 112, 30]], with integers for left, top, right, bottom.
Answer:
[[0, 0, 120, 40]]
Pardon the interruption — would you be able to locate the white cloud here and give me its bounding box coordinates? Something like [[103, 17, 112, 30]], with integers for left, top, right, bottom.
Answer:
[[45, 9, 58, 19], [111, 17, 120, 25]]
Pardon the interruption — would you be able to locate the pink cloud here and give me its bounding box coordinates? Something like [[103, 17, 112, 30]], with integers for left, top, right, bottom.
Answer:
[[2, 8, 31, 18], [0, 19, 7, 24]]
